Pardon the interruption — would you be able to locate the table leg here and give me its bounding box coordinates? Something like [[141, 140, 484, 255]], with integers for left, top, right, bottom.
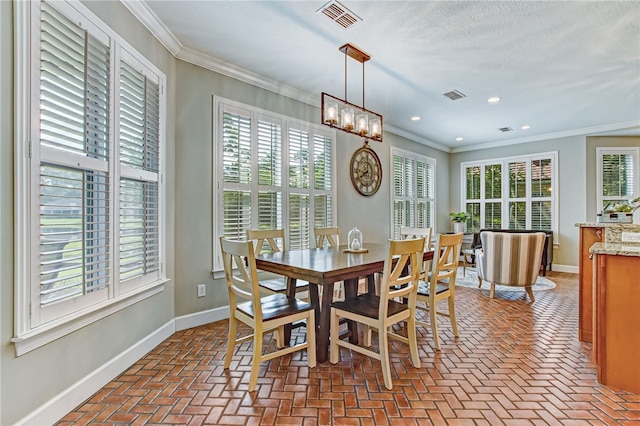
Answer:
[[284, 277, 298, 344], [343, 278, 360, 345], [316, 282, 335, 363]]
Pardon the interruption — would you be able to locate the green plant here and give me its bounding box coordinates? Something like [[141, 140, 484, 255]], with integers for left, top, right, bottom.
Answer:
[[449, 211, 470, 223]]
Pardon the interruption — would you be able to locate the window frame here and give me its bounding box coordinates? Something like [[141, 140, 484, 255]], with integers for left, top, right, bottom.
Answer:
[[13, 0, 167, 355], [596, 147, 639, 212], [460, 151, 558, 240], [212, 96, 337, 272], [389, 147, 437, 239]]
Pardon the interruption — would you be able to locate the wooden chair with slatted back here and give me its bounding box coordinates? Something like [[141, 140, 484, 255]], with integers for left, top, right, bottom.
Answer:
[[220, 237, 316, 391], [246, 229, 309, 296], [399, 226, 433, 279], [314, 226, 340, 248], [416, 232, 463, 350], [329, 237, 425, 390]]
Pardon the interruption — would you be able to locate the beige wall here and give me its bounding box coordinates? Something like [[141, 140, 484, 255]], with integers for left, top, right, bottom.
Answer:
[[172, 59, 451, 317], [0, 2, 176, 424], [586, 136, 640, 218], [450, 136, 588, 268]]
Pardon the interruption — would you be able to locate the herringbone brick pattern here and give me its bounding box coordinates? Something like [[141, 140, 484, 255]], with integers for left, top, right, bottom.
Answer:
[[57, 272, 640, 425]]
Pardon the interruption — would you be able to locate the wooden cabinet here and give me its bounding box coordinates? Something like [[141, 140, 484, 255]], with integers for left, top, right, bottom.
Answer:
[[593, 253, 640, 394], [578, 226, 602, 342]]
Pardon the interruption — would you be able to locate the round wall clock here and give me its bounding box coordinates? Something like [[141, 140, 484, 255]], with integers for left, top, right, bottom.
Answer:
[[350, 143, 382, 196]]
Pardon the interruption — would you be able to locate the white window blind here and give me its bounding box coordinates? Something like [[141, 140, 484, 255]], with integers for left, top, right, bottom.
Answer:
[[15, 0, 166, 342], [214, 99, 336, 270], [37, 1, 112, 321], [391, 148, 436, 239], [461, 152, 557, 235], [597, 148, 639, 211]]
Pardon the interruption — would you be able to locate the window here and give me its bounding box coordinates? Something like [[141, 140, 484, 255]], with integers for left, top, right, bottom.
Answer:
[[213, 98, 336, 269], [391, 148, 436, 239], [597, 148, 639, 211], [14, 0, 166, 352], [461, 152, 557, 235]]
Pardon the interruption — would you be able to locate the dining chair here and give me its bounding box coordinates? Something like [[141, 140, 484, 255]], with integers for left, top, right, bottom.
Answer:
[[399, 226, 433, 279], [314, 226, 340, 248], [416, 232, 463, 350], [329, 237, 425, 390], [219, 237, 316, 391], [246, 228, 309, 297]]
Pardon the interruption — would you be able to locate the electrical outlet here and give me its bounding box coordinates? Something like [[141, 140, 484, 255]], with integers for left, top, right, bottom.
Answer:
[[621, 232, 640, 243], [197, 284, 206, 298]]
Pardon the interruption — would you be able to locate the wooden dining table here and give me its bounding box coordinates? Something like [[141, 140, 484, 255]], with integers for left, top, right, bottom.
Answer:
[[255, 242, 434, 363]]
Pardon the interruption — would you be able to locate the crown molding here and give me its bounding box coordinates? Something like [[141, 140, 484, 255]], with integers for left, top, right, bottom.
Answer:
[[451, 120, 640, 154], [176, 47, 319, 106], [383, 124, 451, 153], [120, 0, 182, 55]]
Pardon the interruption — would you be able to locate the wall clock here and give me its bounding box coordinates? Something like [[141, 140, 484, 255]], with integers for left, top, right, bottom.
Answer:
[[350, 143, 382, 196]]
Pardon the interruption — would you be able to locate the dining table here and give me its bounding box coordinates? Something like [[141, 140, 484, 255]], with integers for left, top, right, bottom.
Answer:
[[255, 242, 434, 363]]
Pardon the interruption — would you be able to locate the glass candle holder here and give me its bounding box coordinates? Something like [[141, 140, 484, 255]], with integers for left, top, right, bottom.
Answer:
[[347, 227, 363, 250]]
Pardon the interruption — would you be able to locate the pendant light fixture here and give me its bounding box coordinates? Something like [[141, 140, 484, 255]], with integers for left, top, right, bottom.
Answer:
[[321, 43, 383, 143]]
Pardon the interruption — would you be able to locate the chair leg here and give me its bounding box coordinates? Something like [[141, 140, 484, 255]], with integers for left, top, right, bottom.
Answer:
[[363, 325, 372, 347], [329, 307, 339, 364], [525, 286, 535, 302], [249, 329, 263, 392], [306, 312, 317, 368], [224, 315, 238, 369], [490, 284, 495, 298], [276, 325, 285, 349], [407, 315, 420, 368], [448, 296, 459, 337], [477, 277, 483, 288], [430, 300, 441, 350], [379, 328, 393, 390]]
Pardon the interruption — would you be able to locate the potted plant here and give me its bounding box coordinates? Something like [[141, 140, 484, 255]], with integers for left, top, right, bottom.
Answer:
[[449, 211, 470, 233]]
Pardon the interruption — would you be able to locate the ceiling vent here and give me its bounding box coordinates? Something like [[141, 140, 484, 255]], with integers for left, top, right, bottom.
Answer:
[[498, 127, 513, 132], [443, 90, 466, 101], [317, 1, 362, 29]]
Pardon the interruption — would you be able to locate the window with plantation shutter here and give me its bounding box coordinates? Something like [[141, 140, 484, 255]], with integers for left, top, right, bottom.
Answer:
[[15, 0, 166, 351], [214, 98, 336, 271], [461, 152, 556, 236], [391, 148, 436, 239], [597, 148, 639, 211]]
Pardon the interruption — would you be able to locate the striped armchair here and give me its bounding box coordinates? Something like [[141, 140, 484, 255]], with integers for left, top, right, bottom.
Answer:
[[475, 231, 546, 302]]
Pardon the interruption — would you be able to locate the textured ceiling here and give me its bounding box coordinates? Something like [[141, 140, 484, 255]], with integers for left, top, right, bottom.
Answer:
[[127, 0, 640, 152]]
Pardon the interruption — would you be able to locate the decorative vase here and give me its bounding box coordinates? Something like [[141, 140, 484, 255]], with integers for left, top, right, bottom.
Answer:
[[348, 227, 363, 250], [453, 222, 465, 234]]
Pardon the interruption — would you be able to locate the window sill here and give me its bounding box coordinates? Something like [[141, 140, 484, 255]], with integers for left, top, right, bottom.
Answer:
[[12, 280, 168, 356]]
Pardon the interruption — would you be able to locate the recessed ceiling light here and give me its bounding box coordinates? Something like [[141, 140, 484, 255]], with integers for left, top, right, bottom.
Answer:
[[521, 125, 531, 130], [456, 137, 464, 141], [487, 97, 501, 103], [411, 116, 421, 121]]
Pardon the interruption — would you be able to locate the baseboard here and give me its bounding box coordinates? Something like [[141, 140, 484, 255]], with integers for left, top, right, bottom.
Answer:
[[16, 320, 176, 426], [549, 264, 578, 274], [174, 305, 229, 331]]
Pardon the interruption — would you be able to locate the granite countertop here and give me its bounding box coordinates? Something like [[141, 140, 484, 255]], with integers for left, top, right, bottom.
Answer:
[[576, 222, 640, 229], [590, 242, 640, 257]]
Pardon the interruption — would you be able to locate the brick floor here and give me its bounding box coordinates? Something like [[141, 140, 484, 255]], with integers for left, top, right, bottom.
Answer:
[[57, 272, 640, 425]]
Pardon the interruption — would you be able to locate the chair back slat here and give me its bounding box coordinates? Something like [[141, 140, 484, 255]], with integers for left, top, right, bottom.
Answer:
[[430, 233, 464, 289]]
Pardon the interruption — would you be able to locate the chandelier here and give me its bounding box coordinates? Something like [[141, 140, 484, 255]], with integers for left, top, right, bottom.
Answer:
[[321, 43, 383, 143]]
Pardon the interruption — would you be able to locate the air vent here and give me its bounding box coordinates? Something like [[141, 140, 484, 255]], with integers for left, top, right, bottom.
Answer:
[[317, 0, 362, 29], [443, 90, 466, 101], [498, 127, 513, 132]]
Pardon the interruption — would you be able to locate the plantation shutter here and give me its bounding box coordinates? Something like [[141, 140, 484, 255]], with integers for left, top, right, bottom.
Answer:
[[391, 150, 436, 239], [601, 151, 636, 208], [288, 128, 311, 249], [38, 1, 111, 312], [313, 134, 333, 228], [257, 118, 283, 230], [119, 60, 161, 283], [222, 109, 252, 240]]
